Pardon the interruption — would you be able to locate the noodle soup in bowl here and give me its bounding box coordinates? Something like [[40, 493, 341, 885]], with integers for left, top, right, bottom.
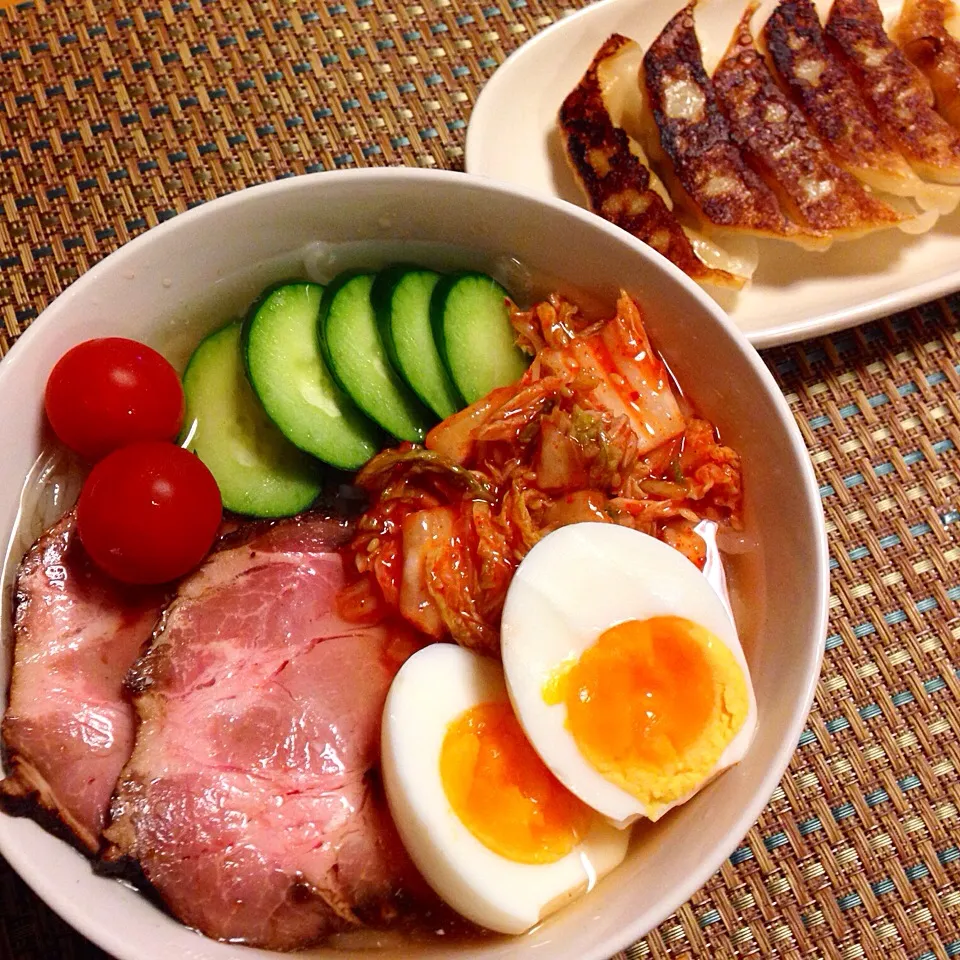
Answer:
[[0, 169, 828, 960]]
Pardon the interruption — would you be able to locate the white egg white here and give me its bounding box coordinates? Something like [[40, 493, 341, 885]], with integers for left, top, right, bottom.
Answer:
[[501, 522, 758, 828], [380, 644, 630, 935]]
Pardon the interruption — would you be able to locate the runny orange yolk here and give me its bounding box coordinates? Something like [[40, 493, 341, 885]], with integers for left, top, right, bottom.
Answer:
[[439, 700, 594, 864], [543, 616, 748, 812]]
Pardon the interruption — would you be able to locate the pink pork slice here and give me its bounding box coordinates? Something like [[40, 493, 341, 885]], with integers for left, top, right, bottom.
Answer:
[[104, 514, 431, 951], [0, 511, 166, 853]]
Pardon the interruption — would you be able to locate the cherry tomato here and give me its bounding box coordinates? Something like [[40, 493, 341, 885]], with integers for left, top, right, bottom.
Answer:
[[45, 338, 185, 459], [77, 441, 222, 584]]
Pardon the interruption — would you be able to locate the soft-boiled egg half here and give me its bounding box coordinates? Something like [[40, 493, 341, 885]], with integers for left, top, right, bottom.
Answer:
[[381, 643, 630, 935], [502, 522, 757, 828]]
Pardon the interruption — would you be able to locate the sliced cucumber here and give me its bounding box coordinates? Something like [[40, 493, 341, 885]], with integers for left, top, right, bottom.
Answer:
[[242, 282, 381, 471], [372, 267, 461, 421], [320, 272, 435, 442], [431, 272, 530, 404], [181, 321, 322, 518]]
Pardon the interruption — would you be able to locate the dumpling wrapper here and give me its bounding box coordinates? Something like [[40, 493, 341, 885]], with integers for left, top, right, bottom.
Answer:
[[826, 0, 960, 185], [712, 4, 905, 239], [558, 34, 757, 288], [894, 0, 960, 131], [760, 0, 954, 219], [596, 35, 761, 280], [641, 4, 829, 248]]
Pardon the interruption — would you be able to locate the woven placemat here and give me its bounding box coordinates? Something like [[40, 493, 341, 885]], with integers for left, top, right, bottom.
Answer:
[[1, 0, 959, 957]]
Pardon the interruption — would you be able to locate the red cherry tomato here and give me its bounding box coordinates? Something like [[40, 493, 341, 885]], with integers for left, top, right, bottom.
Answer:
[[77, 441, 222, 584], [45, 337, 185, 459]]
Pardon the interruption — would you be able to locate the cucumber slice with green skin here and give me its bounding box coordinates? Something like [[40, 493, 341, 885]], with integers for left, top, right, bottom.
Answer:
[[320, 272, 435, 442], [431, 272, 530, 404], [242, 282, 381, 471], [181, 321, 322, 518], [371, 266, 461, 420]]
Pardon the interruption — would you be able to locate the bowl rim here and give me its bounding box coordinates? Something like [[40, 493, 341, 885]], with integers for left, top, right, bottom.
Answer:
[[0, 167, 829, 960]]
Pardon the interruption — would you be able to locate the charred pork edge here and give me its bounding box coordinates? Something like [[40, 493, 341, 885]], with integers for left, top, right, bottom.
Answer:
[[0, 753, 100, 855]]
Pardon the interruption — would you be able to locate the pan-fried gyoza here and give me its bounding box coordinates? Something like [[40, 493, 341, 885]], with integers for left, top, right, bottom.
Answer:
[[640, 5, 805, 242], [557, 0, 960, 292], [893, 0, 960, 130], [761, 0, 923, 198], [826, 0, 960, 184], [558, 35, 754, 288], [713, 5, 904, 237]]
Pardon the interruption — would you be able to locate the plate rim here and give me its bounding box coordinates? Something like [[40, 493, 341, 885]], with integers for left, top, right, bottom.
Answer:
[[463, 0, 960, 349]]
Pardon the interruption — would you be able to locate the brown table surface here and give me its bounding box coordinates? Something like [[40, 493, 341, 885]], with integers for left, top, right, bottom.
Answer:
[[1, 0, 959, 957]]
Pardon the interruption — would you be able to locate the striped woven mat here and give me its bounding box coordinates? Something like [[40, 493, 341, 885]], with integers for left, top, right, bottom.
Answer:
[[1, 0, 959, 957]]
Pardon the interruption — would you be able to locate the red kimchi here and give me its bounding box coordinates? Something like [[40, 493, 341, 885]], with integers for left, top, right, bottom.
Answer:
[[341, 292, 742, 655]]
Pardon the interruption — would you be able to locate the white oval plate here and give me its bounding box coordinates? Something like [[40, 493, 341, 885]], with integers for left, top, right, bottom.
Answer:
[[464, 0, 960, 348]]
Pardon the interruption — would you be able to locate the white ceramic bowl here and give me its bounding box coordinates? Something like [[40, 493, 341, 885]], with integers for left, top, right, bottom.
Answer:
[[0, 169, 828, 960]]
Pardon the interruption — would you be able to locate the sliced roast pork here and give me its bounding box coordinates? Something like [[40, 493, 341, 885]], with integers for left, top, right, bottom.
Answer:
[[105, 514, 431, 951], [1, 512, 165, 853]]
